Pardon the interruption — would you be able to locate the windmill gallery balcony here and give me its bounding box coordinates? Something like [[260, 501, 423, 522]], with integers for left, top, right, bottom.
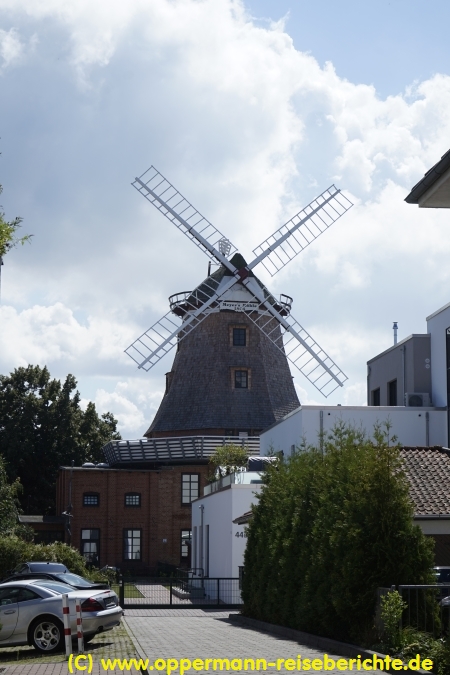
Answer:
[[169, 290, 293, 318]]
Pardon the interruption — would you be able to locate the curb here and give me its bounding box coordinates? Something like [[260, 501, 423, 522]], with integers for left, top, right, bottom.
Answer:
[[228, 614, 430, 674], [122, 617, 150, 674]]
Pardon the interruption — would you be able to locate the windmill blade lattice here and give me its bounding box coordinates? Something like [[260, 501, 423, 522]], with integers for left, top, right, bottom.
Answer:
[[239, 279, 347, 396], [242, 305, 347, 397], [125, 275, 237, 371], [133, 167, 238, 268], [251, 186, 353, 277]]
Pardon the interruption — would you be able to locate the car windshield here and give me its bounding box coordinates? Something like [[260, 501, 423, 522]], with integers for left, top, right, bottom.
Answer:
[[56, 573, 93, 587], [30, 581, 75, 594]]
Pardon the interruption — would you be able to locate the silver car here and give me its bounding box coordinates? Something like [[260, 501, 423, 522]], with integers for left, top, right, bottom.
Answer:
[[0, 580, 122, 653]]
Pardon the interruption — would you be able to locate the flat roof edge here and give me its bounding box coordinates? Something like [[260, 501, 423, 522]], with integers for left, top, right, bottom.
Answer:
[[426, 300, 450, 321], [367, 334, 428, 363]]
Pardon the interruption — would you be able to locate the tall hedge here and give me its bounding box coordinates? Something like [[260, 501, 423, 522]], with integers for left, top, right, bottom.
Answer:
[[242, 423, 434, 643]]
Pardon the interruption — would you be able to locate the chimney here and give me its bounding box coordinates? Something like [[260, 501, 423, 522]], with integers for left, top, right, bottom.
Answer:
[[393, 322, 398, 346]]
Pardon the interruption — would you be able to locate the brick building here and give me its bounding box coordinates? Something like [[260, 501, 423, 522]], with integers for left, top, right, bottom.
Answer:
[[56, 463, 210, 573]]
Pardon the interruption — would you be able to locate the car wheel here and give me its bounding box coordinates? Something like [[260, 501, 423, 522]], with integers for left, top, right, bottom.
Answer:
[[30, 616, 64, 653]]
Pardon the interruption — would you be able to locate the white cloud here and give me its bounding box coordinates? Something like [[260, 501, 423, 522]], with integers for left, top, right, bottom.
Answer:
[[0, 28, 24, 69], [0, 0, 449, 437]]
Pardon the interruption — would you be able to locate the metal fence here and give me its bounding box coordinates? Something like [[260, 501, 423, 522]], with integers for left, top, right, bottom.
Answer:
[[118, 576, 243, 609], [398, 584, 450, 638]]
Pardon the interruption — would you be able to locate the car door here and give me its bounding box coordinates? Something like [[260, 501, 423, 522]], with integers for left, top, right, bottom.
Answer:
[[0, 587, 20, 640], [15, 588, 47, 640]]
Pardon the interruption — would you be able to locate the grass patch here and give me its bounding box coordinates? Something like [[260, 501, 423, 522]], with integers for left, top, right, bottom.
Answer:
[[111, 583, 144, 598], [0, 623, 136, 665]]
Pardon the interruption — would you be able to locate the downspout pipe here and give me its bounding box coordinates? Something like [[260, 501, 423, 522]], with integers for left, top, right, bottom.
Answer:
[[402, 345, 406, 405]]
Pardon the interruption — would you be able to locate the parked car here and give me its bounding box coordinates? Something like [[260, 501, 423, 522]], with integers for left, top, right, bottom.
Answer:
[[3, 562, 68, 578], [0, 580, 122, 653], [2, 570, 109, 591], [434, 566, 450, 584], [2, 562, 109, 590]]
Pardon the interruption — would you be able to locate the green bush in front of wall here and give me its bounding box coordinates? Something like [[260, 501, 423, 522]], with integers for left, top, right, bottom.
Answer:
[[242, 422, 434, 644], [0, 535, 108, 583]]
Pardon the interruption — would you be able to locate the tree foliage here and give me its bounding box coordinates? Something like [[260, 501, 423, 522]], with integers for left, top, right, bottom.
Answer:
[[242, 422, 434, 644], [209, 443, 249, 478], [0, 454, 27, 538], [0, 365, 121, 514], [0, 183, 31, 259]]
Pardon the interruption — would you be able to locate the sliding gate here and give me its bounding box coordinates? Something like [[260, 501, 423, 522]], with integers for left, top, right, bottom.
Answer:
[[119, 576, 243, 609]]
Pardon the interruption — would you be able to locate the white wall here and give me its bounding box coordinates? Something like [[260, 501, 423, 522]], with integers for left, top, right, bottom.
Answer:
[[260, 405, 447, 457], [427, 302, 450, 407], [192, 484, 262, 580], [416, 519, 450, 536]]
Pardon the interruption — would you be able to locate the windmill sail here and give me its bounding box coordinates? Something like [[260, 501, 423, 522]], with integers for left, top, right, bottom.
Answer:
[[240, 281, 347, 396], [125, 275, 236, 371], [133, 167, 238, 269], [251, 186, 353, 277]]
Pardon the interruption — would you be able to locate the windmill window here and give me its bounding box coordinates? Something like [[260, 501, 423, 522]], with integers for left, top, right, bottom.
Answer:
[[234, 370, 248, 389], [83, 493, 99, 507], [182, 474, 199, 504], [233, 328, 246, 346], [125, 493, 141, 507]]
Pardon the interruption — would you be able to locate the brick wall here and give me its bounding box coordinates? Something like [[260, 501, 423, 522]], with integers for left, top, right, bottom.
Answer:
[[57, 465, 210, 573]]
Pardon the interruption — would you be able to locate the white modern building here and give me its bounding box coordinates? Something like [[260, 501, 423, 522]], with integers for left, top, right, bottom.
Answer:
[[191, 471, 263, 581], [261, 300, 450, 457], [260, 405, 446, 457]]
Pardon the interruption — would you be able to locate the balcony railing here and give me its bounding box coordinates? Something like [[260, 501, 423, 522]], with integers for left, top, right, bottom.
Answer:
[[103, 436, 260, 466]]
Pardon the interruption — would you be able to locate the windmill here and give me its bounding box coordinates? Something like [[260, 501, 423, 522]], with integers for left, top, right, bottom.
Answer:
[[125, 166, 353, 437]]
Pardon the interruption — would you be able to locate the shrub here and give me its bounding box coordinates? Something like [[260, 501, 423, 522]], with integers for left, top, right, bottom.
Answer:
[[242, 422, 434, 644], [380, 590, 407, 652], [209, 443, 248, 479], [0, 535, 107, 582]]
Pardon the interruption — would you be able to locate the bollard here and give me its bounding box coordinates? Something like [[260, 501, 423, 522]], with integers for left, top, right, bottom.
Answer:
[[61, 593, 72, 658], [75, 598, 84, 653]]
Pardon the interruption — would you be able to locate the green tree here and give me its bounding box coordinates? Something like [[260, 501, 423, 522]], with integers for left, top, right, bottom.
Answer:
[[0, 365, 121, 514], [0, 182, 32, 258], [242, 422, 434, 644], [0, 454, 25, 537], [209, 443, 249, 478], [0, 182, 32, 300]]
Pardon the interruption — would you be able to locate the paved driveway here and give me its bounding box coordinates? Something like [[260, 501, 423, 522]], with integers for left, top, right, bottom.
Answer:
[[124, 610, 383, 674], [0, 610, 383, 674]]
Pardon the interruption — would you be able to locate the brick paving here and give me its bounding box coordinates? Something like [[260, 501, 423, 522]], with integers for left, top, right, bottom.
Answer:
[[0, 610, 383, 674], [123, 612, 383, 675]]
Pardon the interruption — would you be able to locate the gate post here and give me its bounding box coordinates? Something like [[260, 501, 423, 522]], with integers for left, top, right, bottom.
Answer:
[[119, 574, 125, 608], [217, 579, 220, 607], [170, 579, 173, 606]]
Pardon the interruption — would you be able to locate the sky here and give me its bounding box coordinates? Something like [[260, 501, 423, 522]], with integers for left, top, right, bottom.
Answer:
[[1, 0, 450, 439]]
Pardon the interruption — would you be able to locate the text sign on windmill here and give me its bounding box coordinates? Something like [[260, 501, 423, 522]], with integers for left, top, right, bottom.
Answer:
[[126, 167, 353, 397]]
